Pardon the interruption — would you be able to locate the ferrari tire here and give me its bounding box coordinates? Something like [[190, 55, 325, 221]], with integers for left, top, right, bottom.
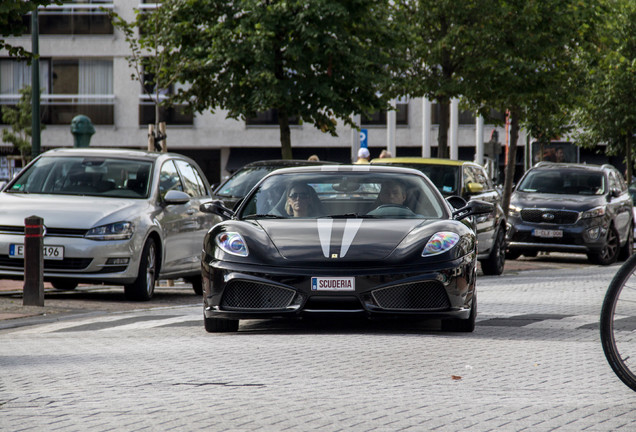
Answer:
[[442, 295, 476, 333], [51, 280, 78, 290], [204, 315, 239, 333], [480, 227, 505, 276], [124, 238, 157, 301]]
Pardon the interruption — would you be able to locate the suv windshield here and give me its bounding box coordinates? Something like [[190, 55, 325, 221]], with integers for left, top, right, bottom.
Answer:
[[215, 166, 276, 198], [517, 169, 605, 195]]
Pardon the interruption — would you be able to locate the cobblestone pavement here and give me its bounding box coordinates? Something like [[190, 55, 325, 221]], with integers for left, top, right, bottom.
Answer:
[[1, 258, 635, 431]]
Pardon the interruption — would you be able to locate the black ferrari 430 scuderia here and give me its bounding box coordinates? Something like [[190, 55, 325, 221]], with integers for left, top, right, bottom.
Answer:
[[200, 165, 492, 332]]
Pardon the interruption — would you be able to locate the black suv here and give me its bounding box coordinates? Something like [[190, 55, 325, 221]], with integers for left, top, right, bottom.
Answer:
[[506, 162, 633, 265]]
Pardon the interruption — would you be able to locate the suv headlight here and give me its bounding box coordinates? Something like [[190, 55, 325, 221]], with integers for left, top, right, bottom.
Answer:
[[582, 206, 606, 219], [508, 204, 521, 217], [85, 222, 134, 240]]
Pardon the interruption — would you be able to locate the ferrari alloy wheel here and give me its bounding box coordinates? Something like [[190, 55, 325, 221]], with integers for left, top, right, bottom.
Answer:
[[204, 315, 239, 333], [124, 238, 157, 301]]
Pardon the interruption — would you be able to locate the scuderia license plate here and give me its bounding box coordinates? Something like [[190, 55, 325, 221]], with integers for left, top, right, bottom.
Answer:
[[311, 277, 355, 291]]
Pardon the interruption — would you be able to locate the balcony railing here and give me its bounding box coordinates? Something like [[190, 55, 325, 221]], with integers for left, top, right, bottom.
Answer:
[[23, 3, 114, 35], [0, 94, 114, 125]]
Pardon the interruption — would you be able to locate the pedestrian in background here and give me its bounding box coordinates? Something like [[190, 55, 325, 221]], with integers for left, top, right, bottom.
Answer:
[[354, 147, 370, 164], [379, 149, 392, 158], [308, 154, 319, 161]]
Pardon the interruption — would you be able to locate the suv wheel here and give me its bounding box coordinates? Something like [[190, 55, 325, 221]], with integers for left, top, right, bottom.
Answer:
[[588, 227, 619, 265], [480, 226, 505, 275]]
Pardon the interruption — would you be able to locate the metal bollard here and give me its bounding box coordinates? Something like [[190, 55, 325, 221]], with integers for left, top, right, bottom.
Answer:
[[23, 215, 44, 306]]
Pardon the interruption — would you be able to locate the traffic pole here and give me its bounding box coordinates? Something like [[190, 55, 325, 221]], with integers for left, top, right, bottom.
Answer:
[[23, 215, 44, 306]]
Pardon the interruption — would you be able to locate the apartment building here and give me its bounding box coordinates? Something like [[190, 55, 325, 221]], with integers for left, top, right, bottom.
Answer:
[[1, 0, 525, 185]]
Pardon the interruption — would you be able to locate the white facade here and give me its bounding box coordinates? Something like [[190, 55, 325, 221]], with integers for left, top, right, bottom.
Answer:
[[1, 0, 521, 182]]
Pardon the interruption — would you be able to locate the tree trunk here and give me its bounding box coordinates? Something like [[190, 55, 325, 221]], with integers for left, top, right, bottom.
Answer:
[[278, 108, 293, 159], [502, 108, 520, 217], [437, 100, 450, 159], [626, 135, 632, 182]]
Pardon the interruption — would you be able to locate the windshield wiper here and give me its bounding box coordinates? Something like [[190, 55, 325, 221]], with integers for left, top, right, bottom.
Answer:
[[243, 214, 286, 219]]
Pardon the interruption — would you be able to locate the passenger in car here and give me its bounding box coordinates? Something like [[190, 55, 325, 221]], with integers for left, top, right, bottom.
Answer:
[[283, 183, 323, 217]]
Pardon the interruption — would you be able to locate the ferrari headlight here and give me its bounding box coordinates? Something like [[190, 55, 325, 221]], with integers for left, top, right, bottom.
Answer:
[[216, 232, 248, 257], [582, 206, 606, 219], [422, 232, 460, 257], [85, 222, 134, 240]]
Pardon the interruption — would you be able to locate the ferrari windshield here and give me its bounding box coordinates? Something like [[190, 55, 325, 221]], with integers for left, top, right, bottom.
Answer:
[[5, 156, 153, 198], [239, 171, 447, 219], [517, 169, 605, 195]]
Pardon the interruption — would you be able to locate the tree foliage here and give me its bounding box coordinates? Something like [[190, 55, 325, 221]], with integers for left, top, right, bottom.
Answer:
[[158, 0, 406, 159], [394, 0, 499, 158], [460, 0, 601, 213], [0, 1, 61, 58], [1, 86, 45, 166], [574, 0, 636, 179]]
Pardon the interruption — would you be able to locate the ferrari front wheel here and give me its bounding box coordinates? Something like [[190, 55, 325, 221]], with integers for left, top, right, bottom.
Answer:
[[204, 314, 239, 333], [441, 295, 476, 333]]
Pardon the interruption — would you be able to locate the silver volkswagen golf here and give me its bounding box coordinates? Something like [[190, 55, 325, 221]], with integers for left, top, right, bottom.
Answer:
[[0, 148, 218, 300]]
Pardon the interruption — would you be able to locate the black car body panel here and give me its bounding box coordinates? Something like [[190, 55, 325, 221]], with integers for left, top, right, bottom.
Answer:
[[200, 165, 487, 332]]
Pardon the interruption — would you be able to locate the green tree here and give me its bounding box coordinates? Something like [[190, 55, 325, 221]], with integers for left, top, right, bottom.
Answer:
[[395, 0, 498, 158], [574, 0, 636, 180], [1, 86, 44, 166], [464, 0, 601, 214], [106, 6, 186, 149], [1, 1, 61, 58], [158, 0, 406, 159]]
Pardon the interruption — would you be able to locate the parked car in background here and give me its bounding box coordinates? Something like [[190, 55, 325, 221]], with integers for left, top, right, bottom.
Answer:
[[507, 162, 633, 265], [371, 157, 506, 275], [200, 165, 493, 332], [0, 148, 217, 300], [212, 159, 340, 209]]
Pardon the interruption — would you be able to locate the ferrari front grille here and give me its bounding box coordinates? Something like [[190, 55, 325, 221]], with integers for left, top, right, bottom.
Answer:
[[372, 281, 450, 311], [221, 280, 296, 310]]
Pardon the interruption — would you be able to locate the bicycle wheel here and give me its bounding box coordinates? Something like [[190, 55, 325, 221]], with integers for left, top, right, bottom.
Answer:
[[600, 253, 636, 391]]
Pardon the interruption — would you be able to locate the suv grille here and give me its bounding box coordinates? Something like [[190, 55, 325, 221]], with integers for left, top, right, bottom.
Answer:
[[520, 209, 579, 224]]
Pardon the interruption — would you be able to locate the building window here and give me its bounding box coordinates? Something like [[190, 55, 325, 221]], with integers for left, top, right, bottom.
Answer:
[[361, 103, 409, 126], [22, 1, 114, 35], [430, 104, 505, 125], [138, 71, 193, 126], [0, 58, 114, 125], [245, 109, 301, 126]]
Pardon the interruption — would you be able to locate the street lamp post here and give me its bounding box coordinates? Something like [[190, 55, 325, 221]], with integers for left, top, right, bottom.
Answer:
[[31, 7, 41, 158]]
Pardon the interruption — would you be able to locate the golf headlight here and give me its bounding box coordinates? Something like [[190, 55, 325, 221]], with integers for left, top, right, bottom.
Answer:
[[85, 222, 134, 240], [582, 206, 606, 219], [422, 232, 460, 257], [216, 232, 249, 257]]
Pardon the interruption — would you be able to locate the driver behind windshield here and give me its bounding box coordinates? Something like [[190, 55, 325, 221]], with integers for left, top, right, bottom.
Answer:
[[377, 180, 407, 206]]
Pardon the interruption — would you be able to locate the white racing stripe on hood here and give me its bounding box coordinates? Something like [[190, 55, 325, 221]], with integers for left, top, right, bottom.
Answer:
[[340, 219, 363, 257], [317, 218, 333, 258]]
